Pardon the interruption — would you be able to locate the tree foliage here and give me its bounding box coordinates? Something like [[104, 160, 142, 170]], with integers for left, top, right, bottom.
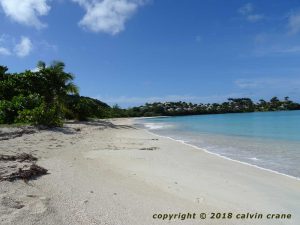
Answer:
[[64, 95, 110, 121], [0, 61, 110, 126], [124, 97, 300, 117]]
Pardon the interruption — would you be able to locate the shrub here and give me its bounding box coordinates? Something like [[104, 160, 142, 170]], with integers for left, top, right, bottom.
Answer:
[[16, 102, 63, 127], [0, 100, 14, 124], [0, 94, 46, 124], [64, 95, 110, 120]]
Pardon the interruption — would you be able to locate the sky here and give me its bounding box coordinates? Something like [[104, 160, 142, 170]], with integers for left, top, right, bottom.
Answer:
[[1, 0, 300, 107]]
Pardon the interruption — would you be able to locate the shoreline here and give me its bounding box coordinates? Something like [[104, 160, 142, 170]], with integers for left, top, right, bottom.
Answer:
[[142, 129, 300, 181], [0, 118, 300, 225]]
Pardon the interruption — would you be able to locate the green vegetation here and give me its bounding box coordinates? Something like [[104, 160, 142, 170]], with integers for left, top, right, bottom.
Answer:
[[1, 61, 300, 127], [125, 97, 300, 117], [0, 61, 111, 126], [64, 95, 110, 121]]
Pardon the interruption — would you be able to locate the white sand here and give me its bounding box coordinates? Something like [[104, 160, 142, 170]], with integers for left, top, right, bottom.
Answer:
[[0, 118, 299, 225]]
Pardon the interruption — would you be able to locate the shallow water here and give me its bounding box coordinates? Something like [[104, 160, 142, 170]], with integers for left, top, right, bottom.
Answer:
[[137, 111, 300, 178]]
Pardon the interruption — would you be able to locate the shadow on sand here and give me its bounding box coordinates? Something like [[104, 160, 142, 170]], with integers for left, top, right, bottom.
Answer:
[[65, 120, 135, 130], [0, 120, 135, 141]]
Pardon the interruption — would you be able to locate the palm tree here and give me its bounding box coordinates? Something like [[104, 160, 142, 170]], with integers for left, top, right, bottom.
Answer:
[[0, 66, 8, 79], [37, 61, 78, 103], [35, 61, 79, 119], [269, 96, 280, 110]]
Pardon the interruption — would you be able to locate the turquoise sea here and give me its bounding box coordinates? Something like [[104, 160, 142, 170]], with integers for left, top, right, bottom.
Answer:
[[136, 111, 300, 179]]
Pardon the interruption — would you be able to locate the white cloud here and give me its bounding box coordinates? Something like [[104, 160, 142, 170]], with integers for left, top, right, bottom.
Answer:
[[238, 3, 253, 15], [234, 78, 300, 101], [253, 45, 300, 57], [0, 34, 9, 43], [288, 11, 300, 34], [38, 40, 58, 52], [0, 47, 11, 56], [14, 36, 33, 57], [0, 34, 13, 56], [0, 0, 50, 28], [235, 78, 300, 89], [238, 3, 264, 22], [31, 67, 40, 72], [254, 33, 267, 44], [0, 34, 57, 57], [73, 0, 147, 35], [195, 35, 202, 42], [235, 79, 261, 88], [246, 14, 264, 22], [275, 46, 300, 54]]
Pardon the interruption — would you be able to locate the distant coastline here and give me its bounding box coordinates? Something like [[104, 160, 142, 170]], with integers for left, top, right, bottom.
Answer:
[[123, 97, 300, 117]]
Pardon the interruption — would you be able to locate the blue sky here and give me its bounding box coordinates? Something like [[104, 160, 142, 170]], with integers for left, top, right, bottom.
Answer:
[[1, 0, 300, 107]]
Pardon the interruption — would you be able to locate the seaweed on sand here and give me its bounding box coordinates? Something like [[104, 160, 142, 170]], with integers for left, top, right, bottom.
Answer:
[[0, 153, 48, 182], [0, 153, 38, 162], [0, 164, 48, 182]]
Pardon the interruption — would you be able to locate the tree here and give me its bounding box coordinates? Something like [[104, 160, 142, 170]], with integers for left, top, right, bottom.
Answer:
[[257, 99, 268, 111], [36, 61, 79, 105], [269, 96, 281, 110], [35, 61, 80, 125], [0, 61, 80, 126], [64, 95, 110, 120], [0, 66, 8, 80], [228, 98, 254, 112]]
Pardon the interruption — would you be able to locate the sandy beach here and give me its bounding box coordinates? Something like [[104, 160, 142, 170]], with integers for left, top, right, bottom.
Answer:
[[0, 118, 299, 225]]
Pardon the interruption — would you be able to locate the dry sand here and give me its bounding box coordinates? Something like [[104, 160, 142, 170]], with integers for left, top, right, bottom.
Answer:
[[0, 118, 299, 225]]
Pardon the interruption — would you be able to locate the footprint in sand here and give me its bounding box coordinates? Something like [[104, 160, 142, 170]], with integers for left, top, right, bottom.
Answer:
[[1, 196, 24, 209], [195, 197, 205, 204], [0, 194, 50, 215], [139, 147, 159, 151], [28, 196, 50, 214]]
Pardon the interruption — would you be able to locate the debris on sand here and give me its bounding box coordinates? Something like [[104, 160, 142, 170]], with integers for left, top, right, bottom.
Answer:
[[0, 127, 36, 141], [1, 196, 25, 209], [0, 153, 47, 182], [0, 164, 48, 182], [139, 147, 159, 151], [0, 153, 37, 162]]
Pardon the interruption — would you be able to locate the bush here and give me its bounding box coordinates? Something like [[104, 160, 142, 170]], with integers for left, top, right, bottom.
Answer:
[[16, 102, 63, 127], [0, 100, 14, 124], [0, 94, 46, 124], [64, 95, 110, 121]]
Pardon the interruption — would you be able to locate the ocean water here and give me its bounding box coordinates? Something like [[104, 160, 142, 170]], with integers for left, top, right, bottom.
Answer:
[[136, 111, 300, 179]]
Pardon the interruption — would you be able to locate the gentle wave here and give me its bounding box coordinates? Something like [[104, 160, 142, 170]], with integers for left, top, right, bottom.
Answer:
[[136, 111, 300, 180], [143, 122, 174, 130], [143, 129, 300, 181]]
